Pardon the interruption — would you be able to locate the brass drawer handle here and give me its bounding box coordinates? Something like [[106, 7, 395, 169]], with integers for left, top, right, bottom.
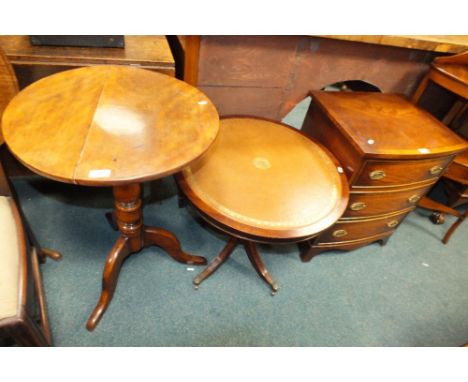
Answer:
[[350, 202, 367, 211], [369, 170, 386, 180], [387, 220, 399, 228], [332, 229, 348, 238], [429, 165, 443, 175], [408, 194, 421, 203]]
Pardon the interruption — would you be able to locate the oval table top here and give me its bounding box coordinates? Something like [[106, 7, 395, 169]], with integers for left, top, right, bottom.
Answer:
[[178, 117, 349, 241], [1, 65, 219, 186]]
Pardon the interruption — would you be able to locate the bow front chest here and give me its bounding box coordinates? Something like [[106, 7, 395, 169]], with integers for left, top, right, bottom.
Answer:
[[300, 91, 467, 260]]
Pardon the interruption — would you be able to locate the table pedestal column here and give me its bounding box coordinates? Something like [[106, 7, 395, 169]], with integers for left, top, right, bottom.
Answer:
[[86, 183, 206, 331]]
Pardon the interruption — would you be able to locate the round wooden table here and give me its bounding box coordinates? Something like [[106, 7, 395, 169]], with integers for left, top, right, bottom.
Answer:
[[177, 117, 349, 293], [2, 65, 219, 330]]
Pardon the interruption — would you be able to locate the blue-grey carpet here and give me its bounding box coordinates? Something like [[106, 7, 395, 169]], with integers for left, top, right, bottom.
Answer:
[[11, 98, 468, 346]]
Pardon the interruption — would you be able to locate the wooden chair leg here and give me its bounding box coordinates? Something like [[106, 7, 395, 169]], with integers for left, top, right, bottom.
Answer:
[[442, 210, 467, 244], [418, 196, 463, 219], [22, 216, 62, 263], [411, 73, 430, 104], [39, 248, 62, 262], [19, 315, 50, 347], [30, 247, 53, 345]]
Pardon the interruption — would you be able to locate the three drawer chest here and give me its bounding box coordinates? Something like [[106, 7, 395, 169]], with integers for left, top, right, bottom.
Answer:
[[300, 91, 467, 261]]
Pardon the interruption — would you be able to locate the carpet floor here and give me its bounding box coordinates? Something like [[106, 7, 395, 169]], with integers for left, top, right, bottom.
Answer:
[[11, 98, 468, 346]]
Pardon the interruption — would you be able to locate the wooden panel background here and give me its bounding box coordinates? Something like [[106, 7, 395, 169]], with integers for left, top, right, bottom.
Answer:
[[192, 35, 445, 120]]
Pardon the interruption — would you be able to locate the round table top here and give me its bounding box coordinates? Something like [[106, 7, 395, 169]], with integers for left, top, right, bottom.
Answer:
[[1, 65, 219, 186], [178, 117, 349, 241]]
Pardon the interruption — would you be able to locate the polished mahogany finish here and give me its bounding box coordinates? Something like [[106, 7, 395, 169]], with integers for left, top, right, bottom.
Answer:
[[343, 184, 433, 219], [300, 91, 467, 260], [3, 65, 219, 186], [311, 92, 466, 159], [412, 51, 468, 243], [2, 65, 220, 330], [178, 117, 348, 291]]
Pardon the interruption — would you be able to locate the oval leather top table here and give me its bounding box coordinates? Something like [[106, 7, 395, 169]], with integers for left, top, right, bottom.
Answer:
[[177, 117, 348, 292], [2, 65, 219, 330], [2, 65, 219, 185]]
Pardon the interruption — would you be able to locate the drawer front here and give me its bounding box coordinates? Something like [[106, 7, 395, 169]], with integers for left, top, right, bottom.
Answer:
[[343, 184, 433, 218], [316, 211, 410, 244], [354, 156, 453, 187]]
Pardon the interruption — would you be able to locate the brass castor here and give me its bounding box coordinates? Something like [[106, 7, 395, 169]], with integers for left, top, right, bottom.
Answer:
[[430, 212, 445, 225]]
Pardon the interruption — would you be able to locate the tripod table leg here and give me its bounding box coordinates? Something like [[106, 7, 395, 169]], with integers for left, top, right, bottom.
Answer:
[[144, 226, 206, 265], [86, 236, 130, 331]]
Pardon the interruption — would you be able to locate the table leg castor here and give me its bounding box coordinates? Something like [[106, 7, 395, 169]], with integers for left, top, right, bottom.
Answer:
[[430, 212, 445, 225]]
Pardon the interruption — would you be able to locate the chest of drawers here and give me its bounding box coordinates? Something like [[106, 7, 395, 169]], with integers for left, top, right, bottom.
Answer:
[[300, 91, 467, 261]]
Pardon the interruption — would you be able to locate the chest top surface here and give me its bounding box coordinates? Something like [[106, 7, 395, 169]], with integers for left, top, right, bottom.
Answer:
[[310, 91, 467, 159], [2, 65, 219, 186]]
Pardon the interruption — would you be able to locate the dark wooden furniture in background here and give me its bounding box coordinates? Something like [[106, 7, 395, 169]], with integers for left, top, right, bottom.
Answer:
[[177, 117, 348, 292], [0, 47, 60, 346], [174, 35, 468, 120], [412, 51, 468, 243], [2, 65, 219, 330], [300, 92, 467, 260], [0, 35, 175, 85], [318, 36, 468, 55], [0, 35, 176, 178]]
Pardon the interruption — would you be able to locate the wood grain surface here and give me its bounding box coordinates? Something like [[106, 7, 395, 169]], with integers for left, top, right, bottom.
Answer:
[[318, 35, 468, 54], [2, 65, 219, 186], [0, 36, 175, 73], [188, 35, 442, 120], [311, 91, 467, 159], [300, 91, 467, 259]]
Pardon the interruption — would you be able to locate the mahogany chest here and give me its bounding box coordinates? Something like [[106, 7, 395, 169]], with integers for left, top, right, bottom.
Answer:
[[300, 91, 467, 261]]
